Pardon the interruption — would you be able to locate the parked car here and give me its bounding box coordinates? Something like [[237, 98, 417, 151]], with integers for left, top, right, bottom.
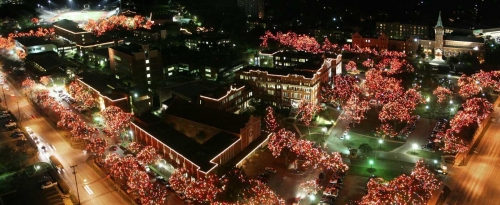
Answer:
[[41, 181, 57, 189], [0, 113, 10, 118], [265, 167, 276, 173], [5, 122, 17, 129]]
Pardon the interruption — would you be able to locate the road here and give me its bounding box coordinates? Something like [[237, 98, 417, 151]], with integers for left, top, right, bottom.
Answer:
[[2, 74, 130, 205], [444, 108, 500, 205]]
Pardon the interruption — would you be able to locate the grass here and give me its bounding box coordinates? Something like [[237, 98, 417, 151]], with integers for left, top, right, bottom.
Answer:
[[348, 165, 402, 181], [295, 124, 324, 136], [304, 133, 326, 145], [343, 133, 403, 152], [406, 150, 442, 160]]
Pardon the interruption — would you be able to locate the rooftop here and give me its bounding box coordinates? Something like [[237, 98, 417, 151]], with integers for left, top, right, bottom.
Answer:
[[110, 43, 148, 55], [240, 66, 316, 78], [165, 98, 251, 134], [76, 72, 128, 100], [200, 83, 246, 99], [170, 80, 219, 100], [274, 51, 314, 58], [30, 52, 77, 72], [53, 19, 88, 33], [15, 37, 52, 47], [134, 113, 239, 172], [444, 36, 484, 43], [88, 48, 109, 57]]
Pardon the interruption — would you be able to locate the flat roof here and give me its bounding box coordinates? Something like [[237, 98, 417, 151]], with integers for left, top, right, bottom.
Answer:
[[76, 72, 128, 100], [165, 98, 251, 134], [88, 48, 109, 58], [15, 37, 52, 47], [240, 66, 316, 78], [110, 43, 145, 55], [53, 19, 87, 33], [170, 80, 219, 100], [134, 113, 239, 172], [200, 83, 246, 99]]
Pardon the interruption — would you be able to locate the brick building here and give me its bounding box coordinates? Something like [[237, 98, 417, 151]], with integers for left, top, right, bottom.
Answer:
[[75, 72, 131, 112], [199, 83, 252, 114], [236, 55, 341, 108]]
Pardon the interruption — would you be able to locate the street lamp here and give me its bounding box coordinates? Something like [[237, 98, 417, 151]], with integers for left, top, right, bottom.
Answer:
[[48, 0, 51, 11], [1, 86, 7, 109], [412, 143, 418, 154], [70, 165, 81, 205], [369, 160, 374, 169], [433, 159, 438, 168], [69, 0, 73, 10], [378, 139, 383, 149]]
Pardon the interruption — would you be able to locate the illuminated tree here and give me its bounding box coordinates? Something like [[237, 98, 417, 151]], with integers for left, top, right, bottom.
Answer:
[[169, 168, 190, 192], [127, 170, 150, 192], [340, 95, 370, 124], [128, 141, 142, 153], [243, 180, 285, 205], [101, 106, 132, 138], [345, 61, 358, 73], [299, 180, 322, 195], [375, 123, 398, 139], [31, 17, 39, 25], [264, 106, 279, 133], [433, 86, 453, 104], [268, 128, 295, 158], [84, 15, 153, 36], [185, 174, 221, 203], [457, 75, 481, 98], [21, 78, 35, 90], [297, 99, 322, 134], [104, 153, 121, 167], [136, 146, 159, 166], [40, 76, 50, 86], [86, 137, 108, 162], [322, 75, 360, 107]]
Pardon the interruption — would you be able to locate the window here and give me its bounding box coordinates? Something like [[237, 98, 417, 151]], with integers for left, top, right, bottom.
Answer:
[[147, 74, 151, 78], [148, 81, 151, 84], [305, 95, 310, 100], [145, 60, 150, 64], [240, 75, 244, 79], [146, 66, 150, 71]]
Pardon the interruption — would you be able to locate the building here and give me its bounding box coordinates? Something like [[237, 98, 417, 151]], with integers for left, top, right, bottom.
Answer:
[[87, 48, 110, 68], [236, 55, 342, 108], [160, 80, 219, 105], [108, 42, 162, 87], [15, 37, 57, 55], [75, 72, 132, 112], [53, 19, 95, 45], [376, 22, 429, 40], [474, 28, 500, 44], [199, 83, 252, 114], [27, 52, 78, 79], [237, 0, 264, 19], [133, 27, 167, 42], [203, 60, 245, 83], [273, 51, 314, 68], [257, 49, 280, 67], [185, 35, 233, 51], [407, 12, 485, 60], [131, 98, 262, 178]]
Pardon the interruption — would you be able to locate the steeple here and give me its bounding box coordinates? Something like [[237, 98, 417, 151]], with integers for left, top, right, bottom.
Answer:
[[435, 11, 443, 28]]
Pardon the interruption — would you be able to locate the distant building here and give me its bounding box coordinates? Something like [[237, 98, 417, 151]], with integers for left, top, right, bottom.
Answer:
[[199, 83, 252, 114], [474, 28, 500, 44], [15, 37, 57, 55], [257, 50, 280, 67], [27, 52, 78, 77], [185, 35, 233, 51], [133, 27, 167, 42], [108, 42, 162, 87], [237, 0, 264, 18], [376, 22, 429, 40], [203, 60, 245, 83], [236, 56, 342, 108], [87, 48, 110, 68], [273, 51, 314, 68]]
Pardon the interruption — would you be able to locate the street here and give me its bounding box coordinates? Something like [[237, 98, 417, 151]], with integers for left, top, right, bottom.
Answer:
[[444, 108, 500, 205], [3, 74, 130, 204]]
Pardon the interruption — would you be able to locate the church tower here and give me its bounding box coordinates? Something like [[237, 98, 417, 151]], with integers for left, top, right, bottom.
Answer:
[[434, 11, 444, 49]]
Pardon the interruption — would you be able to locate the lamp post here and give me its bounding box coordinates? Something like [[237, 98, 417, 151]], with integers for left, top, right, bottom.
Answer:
[[412, 143, 418, 154], [16, 101, 20, 126], [369, 160, 374, 169], [48, 0, 51, 11], [376, 139, 383, 159], [70, 165, 81, 205], [69, 0, 72, 10], [1, 86, 7, 109]]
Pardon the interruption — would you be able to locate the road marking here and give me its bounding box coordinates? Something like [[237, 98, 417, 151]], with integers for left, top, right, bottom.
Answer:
[[84, 184, 94, 195]]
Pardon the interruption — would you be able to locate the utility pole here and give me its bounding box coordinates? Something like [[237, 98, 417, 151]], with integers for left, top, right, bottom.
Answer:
[[16, 101, 20, 126], [70, 165, 81, 205], [2, 86, 7, 109]]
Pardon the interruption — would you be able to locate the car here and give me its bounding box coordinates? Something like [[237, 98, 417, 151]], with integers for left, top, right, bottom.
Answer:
[[10, 132, 23, 138], [265, 167, 276, 173], [258, 173, 270, 179], [5, 122, 17, 128], [0, 113, 10, 118], [41, 181, 57, 189]]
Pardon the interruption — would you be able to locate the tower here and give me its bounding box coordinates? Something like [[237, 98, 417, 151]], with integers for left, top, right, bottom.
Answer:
[[434, 11, 444, 49]]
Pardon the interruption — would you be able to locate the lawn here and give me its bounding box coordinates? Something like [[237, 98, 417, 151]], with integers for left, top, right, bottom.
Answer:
[[406, 150, 442, 161], [304, 133, 326, 145], [295, 124, 324, 136], [348, 165, 402, 181], [343, 133, 403, 152]]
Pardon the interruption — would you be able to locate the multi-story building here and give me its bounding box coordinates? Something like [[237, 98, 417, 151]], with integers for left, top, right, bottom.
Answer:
[[273, 51, 314, 68], [236, 55, 342, 108], [108, 43, 162, 87], [199, 83, 252, 114], [132, 98, 263, 178], [15, 37, 57, 55], [185, 35, 233, 51], [203, 61, 245, 83], [130, 109, 269, 180], [87, 48, 110, 68], [53, 19, 95, 45], [256, 49, 279, 67], [133, 27, 167, 42], [75, 72, 131, 112], [237, 0, 264, 19], [376, 22, 429, 40]]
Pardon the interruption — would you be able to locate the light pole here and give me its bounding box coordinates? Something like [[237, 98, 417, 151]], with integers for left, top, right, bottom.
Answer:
[[369, 160, 374, 169], [412, 143, 418, 154], [70, 165, 81, 205], [377, 139, 383, 159], [16, 101, 20, 126], [1, 86, 7, 109], [48, 0, 51, 11], [69, 0, 73, 10]]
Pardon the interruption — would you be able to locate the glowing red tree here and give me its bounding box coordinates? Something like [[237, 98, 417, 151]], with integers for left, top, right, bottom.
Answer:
[[169, 168, 190, 192], [185, 174, 221, 203], [128, 141, 141, 153], [340, 95, 370, 124], [322, 75, 360, 106], [40, 76, 50, 86], [297, 99, 322, 134], [433, 86, 453, 103], [84, 15, 153, 36], [268, 128, 295, 158], [21, 78, 35, 90], [136, 146, 159, 166], [101, 106, 132, 138], [457, 75, 481, 98], [127, 170, 150, 192], [86, 137, 108, 162], [375, 123, 398, 139], [104, 153, 121, 167], [345, 61, 357, 73], [264, 106, 279, 133]]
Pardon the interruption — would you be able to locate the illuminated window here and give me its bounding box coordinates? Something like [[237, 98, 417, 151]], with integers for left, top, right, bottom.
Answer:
[[147, 74, 151, 78], [146, 67, 150, 71], [148, 81, 151, 84], [145, 60, 149, 64]]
